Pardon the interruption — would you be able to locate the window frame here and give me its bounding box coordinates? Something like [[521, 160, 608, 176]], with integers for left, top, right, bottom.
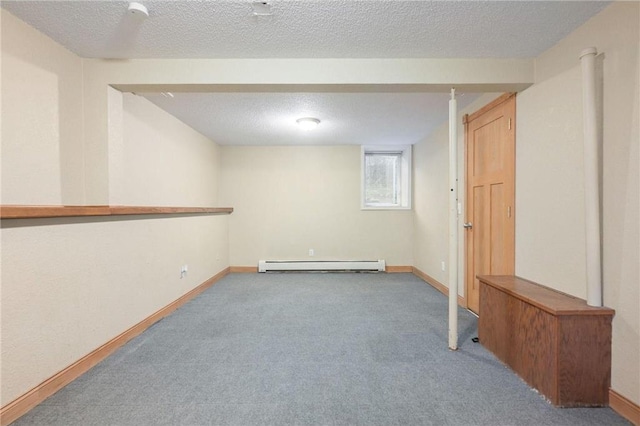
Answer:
[[361, 145, 412, 210]]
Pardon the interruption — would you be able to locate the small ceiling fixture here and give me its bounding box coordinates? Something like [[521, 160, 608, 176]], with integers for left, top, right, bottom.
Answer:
[[296, 117, 320, 131], [161, 92, 174, 98], [127, 2, 149, 18], [251, 1, 272, 16]]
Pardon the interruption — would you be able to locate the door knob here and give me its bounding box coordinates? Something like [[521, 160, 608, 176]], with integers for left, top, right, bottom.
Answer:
[[463, 222, 473, 229]]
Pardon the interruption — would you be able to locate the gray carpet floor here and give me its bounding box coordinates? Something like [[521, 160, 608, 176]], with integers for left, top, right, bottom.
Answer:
[[13, 273, 630, 425]]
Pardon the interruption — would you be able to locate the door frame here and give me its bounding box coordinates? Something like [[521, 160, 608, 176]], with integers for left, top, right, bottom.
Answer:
[[462, 92, 516, 312]]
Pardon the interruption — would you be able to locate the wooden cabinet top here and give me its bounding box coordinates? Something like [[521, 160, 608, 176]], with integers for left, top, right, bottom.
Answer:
[[477, 275, 615, 316]]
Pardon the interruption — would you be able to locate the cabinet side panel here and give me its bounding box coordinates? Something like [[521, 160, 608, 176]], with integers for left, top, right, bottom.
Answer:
[[558, 316, 612, 406]]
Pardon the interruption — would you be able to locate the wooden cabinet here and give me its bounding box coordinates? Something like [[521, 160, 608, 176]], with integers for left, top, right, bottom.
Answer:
[[477, 275, 614, 407]]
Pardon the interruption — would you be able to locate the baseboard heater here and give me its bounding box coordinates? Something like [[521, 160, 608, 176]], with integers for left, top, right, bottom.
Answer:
[[258, 260, 386, 273]]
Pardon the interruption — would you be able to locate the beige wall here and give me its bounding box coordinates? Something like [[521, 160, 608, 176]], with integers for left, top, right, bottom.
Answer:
[[1, 10, 84, 204], [220, 145, 413, 266], [413, 122, 449, 284], [516, 69, 587, 293], [120, 93, 220, 206], [1, 217, 229, 406], [0, 10, 228, 406], [413, 93, 501, 290], [516, 2, 639, 404]]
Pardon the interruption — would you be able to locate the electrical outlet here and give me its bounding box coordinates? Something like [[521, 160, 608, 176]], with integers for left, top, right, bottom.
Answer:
[[309, 249, 314, 257], [441, 261, 446, 272]]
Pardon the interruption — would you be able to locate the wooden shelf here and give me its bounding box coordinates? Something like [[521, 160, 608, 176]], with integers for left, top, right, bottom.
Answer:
[[0, 205, 233, 219]]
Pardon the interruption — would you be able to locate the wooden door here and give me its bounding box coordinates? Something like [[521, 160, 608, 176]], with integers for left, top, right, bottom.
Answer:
[[464, 94, 516, 314]]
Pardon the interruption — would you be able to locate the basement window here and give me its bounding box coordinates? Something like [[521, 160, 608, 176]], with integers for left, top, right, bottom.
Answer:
[[361, 145, 411, 210]]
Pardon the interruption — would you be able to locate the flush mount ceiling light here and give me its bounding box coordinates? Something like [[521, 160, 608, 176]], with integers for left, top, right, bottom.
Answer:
[[296, 117, 320, 131], [127, 2, 149, 18]]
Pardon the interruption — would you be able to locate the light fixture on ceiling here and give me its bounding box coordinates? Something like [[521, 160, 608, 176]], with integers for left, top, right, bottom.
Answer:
[[161, 92, 174, 98], [296, 117, 320, 131], [127, 2, 149, 18]]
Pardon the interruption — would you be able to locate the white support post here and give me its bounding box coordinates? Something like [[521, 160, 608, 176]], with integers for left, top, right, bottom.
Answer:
[[580, 47, 602, 307], [448, 88, 459, 350]]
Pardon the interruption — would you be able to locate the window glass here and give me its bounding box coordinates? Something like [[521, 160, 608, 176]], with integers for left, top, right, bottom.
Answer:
[[364, 152, 401, 206], [361, 146, 411, 210]]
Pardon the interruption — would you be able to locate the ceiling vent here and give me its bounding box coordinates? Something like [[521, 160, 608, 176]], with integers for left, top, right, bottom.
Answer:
[[251, 2, 272, 16]]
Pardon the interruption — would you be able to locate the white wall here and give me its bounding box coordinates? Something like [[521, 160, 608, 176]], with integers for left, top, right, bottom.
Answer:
[[220, 145, 414, 266], [413, 93, 501, 289], [516, 2, 639, 404], [0, 10, 228, 406]]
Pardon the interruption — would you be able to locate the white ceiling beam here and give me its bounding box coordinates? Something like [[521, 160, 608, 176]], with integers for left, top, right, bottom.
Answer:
[[85, 58, 534, 92]]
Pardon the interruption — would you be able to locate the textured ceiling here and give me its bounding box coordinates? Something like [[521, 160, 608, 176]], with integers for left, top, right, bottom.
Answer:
[[2, 1, 609, 59], [142, 92, 480, 146], [2, 1, 609, 146]]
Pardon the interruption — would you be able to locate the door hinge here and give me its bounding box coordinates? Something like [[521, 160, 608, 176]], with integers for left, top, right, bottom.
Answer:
[[507, 206, 512, 218], [508, 118, 512, 130]]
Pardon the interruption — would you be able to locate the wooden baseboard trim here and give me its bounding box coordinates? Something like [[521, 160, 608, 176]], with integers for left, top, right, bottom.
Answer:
[[229, 266, 258, 273], [610, 389, 640, 425], [386, 265, 413, 273], [0, 267, 230, 426], [412, 267, 465, 307]]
